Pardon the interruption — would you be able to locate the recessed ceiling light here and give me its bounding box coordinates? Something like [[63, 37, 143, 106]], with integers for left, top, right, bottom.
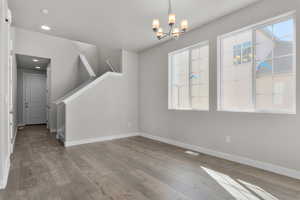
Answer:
[[33, 59, 39, 62], [41, 9, 49, 15], [41, 25, 51, 31], [35, 66, 41, 69]]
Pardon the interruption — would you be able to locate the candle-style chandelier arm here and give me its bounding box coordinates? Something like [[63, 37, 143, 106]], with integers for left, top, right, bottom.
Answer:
[[159, 25, 174, 40]]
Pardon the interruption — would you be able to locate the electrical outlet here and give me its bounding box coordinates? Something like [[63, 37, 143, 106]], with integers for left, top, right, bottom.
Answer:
[[127, 122, 132, 128], [225, 136, 231, 143]]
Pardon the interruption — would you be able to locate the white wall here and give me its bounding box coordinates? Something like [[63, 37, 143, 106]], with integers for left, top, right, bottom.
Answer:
[[13, 28, 100, 131], [0, 0, 11, 189], [65, 50, 138, 144], [139, 0, 300, 175]]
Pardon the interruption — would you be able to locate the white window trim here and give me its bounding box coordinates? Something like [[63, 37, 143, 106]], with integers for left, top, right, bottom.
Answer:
[[217, 11, 296, 114], [168, 40, 210, 111]]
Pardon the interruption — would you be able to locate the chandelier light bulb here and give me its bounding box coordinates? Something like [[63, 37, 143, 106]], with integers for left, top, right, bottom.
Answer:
[[168, 13, 176, 25], [172, 27, 180, 39], [152, 19, 160, 32], [156, 28, 164, 39], [181, 20, 188, 32]]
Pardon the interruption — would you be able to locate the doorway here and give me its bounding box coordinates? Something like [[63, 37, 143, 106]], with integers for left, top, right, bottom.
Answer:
[[23, 72, 47, 124], [16, 54, 51, 127]]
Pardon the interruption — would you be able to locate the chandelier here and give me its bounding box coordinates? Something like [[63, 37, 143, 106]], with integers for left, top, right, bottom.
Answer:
[[152, 0, 188, 40]]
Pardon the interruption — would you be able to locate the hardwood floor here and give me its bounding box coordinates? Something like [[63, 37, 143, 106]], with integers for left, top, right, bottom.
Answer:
[[1, 125, 300, 200]]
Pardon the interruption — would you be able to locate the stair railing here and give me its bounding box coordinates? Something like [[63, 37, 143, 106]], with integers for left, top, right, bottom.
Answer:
[[79, 54, 96, 78], [106, 59, 117, 73]]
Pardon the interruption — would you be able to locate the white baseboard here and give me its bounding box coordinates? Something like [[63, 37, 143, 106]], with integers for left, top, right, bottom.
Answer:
[[65, 133, 140, 147], [17, 123, 25, 127], [140, 133, 300, 180], [0, 156, 11, 189], [12, 128, 17, 152]]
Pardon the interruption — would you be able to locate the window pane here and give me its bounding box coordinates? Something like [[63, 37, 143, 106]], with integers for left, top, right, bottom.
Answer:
[[191, 58, 208, 72], [242, 42, 252, 63], [272, 75, 295, 112], [191, 97, 208, 110], [219, 30, 253, 111], [256, 76, 273, 111], [219, 16, 295, 114], [255, 43, 273, 62], [191, 48, 200, 60], [256, 25, 273, 44], [256, 60, 272, 76], [190, 45, 209, 110], [273, 19, 294, 38], [274, 56, 293, 73], [200, 45, 209, 59], [255, 27, 273, 61], [233, 44, 242, 64], [255, 17, 295, 113], [169, 43, 209, 110], [171, 50, 189, 109], [274, 36, 293, 57]]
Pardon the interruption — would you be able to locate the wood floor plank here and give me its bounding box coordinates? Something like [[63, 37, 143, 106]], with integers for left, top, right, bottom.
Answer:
[[100, 140, 231, 200], [1, 125, 300, 200]]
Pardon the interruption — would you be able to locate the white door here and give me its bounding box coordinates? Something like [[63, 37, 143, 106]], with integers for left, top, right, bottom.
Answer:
[[23, 73, 47, 125]]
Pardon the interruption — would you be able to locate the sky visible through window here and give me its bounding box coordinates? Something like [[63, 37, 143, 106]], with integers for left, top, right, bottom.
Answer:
[[267, 19, 294, 41]]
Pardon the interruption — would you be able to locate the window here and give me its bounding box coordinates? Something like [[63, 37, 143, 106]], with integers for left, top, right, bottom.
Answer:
[[233, 41, 252, 65], [169, 42, 209, 110], [218, 14, 295, 114]]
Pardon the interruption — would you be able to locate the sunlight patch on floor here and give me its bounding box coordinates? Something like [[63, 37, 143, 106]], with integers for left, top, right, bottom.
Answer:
[[185, 150, 199, 156], [238, 179, 279, 200], [201, 167, 279, 200]]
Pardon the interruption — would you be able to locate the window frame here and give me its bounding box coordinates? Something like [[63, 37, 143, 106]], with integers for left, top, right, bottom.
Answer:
[[217, 11, 296, 114], [168, 41, 210, 111]]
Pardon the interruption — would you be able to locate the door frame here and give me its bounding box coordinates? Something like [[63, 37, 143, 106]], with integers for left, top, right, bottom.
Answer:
[[7, 9, 13, 153], [46, 65, 51, 129], [22, 72, 29, 125], [6, 8, 13, 154]]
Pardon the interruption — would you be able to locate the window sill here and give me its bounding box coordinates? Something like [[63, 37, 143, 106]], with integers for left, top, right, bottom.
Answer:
[[168, 108, 209, 112], [217, 109, 296, 115]]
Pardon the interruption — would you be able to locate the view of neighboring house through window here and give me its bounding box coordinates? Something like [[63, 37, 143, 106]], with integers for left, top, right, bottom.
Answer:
[[169, 42, 209, 110], [219, 14, 295, 113], [219, 30, 253, 111]]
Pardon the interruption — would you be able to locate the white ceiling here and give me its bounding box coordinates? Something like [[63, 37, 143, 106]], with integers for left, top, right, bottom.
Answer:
[[8, 0, 259, 52], [16, 54, 50, 71]]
